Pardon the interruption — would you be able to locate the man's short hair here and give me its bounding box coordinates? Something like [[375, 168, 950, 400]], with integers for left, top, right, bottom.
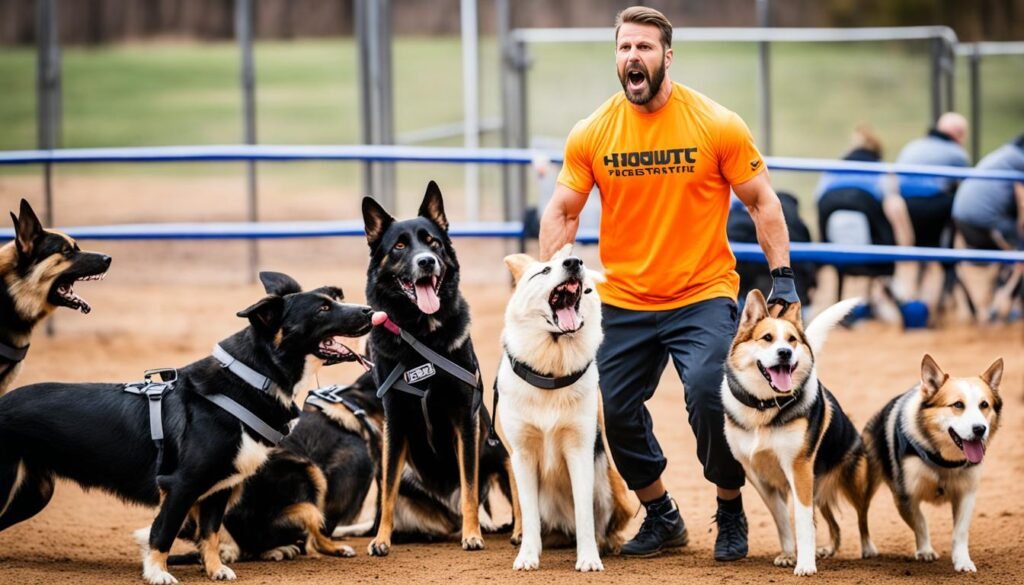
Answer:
[[615, 6, 673, 49]]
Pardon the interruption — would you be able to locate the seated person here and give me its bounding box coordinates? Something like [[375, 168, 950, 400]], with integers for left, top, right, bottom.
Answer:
[[951, 133, 1024, 322], [895, 112, 971, 248], [728, 191, 816, 309]]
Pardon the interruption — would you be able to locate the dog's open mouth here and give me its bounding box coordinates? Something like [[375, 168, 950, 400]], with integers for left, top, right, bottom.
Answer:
[[398, 275, 442, 315], [317, 337, 373, 371], [757, 360, 797, 393], [949, 428, 986, 464], [549, 277, 583, 333], [50, 272, 106, 314]]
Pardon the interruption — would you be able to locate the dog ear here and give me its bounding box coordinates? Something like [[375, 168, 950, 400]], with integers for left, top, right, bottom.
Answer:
[[362, 197, 395, 248], [237, 295, 285, 334], [503, 254, 534, 283], [12, 199, 43, 259], [418, 181, 449, 232], [980, 357, 1003, 393], [739, 289, 768, 332], [777, 301, 803, 328], [259, 271, 302, 296], [920, 354, 948, 399]]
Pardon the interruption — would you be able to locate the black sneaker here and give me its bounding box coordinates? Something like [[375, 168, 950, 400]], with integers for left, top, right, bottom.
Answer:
[[713, 507, 749, 561], [620, 500, 689, 557]]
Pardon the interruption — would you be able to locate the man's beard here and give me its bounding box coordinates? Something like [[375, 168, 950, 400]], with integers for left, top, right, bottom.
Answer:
[[618, 59, 666, 106]]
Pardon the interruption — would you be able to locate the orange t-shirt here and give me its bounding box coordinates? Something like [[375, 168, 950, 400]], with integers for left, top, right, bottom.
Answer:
[[557, 82, 766, 311]]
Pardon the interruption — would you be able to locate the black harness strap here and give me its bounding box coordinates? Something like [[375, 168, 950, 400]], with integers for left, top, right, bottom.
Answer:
[[895, 415, 972, 470], [0, 340, 29, 363], [487, 350, 593, 448]]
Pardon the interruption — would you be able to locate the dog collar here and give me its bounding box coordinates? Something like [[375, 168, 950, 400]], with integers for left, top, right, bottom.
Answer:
[[0, 340, 29, 363], [895, 419, 974, 469], [212, 344, 274, 394], [726, 369, 801, 411], [503, 348, 591, 391]]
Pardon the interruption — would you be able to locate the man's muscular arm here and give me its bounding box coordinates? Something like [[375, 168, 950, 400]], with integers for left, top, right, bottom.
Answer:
[[539, 183, 591, 261]]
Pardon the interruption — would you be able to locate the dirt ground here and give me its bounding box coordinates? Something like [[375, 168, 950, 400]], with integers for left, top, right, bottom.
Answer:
[[1, 183, 1023, 584]]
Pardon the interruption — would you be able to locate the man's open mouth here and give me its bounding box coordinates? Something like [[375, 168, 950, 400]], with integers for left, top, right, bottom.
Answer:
[[398, 274, 443, 315], [626, 68, 647, 92], [757, 360, 797, 393], [549, 277, 583, 333], [317, 336, 373, 371], [949, 428, 986, 464], [50, 272, 107, 314]]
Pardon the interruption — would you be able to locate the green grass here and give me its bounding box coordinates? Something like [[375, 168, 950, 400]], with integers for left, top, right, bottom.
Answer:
[[0, 37, 1022, 218]]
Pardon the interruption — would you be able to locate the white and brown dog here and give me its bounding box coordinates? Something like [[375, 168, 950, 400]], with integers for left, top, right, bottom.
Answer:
[[497, 245, 630, 572], [722, 291, 876, 576], [862, 354, 1002, 572]]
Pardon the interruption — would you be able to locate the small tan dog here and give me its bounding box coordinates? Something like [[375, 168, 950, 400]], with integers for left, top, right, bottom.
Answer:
[[497, 245, 630, 572], [862, 354, 1003, 572], [722, 291, 876, 576]]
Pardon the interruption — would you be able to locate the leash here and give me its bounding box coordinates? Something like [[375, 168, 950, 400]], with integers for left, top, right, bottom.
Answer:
[[305, 383, 380, 439], [374, 316, 483, 454], [487, 347, 593, 448]]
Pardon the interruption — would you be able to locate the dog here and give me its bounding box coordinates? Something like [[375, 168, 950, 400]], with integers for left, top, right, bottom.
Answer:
[[0, 271, 373, 583], [362, 181, 513, 556], [862, 354, 1003, 573], [1, 198, 110, 395], [722, 291, 877, 576], [497, 245, 631, 572]]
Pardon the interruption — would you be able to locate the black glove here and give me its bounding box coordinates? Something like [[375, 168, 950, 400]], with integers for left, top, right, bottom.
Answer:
[[767, 266, 800, 314]]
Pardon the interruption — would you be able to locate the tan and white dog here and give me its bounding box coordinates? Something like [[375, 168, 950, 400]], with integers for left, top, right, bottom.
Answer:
[[722, 291, 876, 576], [497, 245, 631, 572], [862, 354, 1003, 572]]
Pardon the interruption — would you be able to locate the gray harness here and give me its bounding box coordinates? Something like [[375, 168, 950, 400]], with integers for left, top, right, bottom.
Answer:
[[375, 325, 482, 454], [122, 345, 288, 468], [305, 384, 379, 439]]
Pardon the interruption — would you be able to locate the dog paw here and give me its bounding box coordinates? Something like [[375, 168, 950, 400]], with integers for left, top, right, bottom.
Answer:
[[816, 545, 836, 559], [513, 552, 540, 571], [208, 566, 237, 581], [143, 568, 178, 585], [335, 544, 356, 558], [368, 539, 391, 557], [219, 542, 241, 564], [915, 548, 939, 562], [510, 532, 522, 546], [575, 555, 604, 572], [774, 553, 796, 567], [793, 563, 818, 576], [260, 544, 300, 561], [953, 554, 977, 573], [462, 535, 485, 551], [861, 541, 879, 559]]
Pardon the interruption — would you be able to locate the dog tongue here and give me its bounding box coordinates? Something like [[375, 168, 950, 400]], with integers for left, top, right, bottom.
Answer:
[[768, 367, 793, 392], [556, 306, 580, 332], [415, 283, 440, 314], [962, 440, 985, 464]]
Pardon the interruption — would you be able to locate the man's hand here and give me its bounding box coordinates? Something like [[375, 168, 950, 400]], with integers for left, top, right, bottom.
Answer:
[[767, 266, 800, 315]]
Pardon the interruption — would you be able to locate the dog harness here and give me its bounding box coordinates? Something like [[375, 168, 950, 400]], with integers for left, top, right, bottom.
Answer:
[[487, 348, 593, 447], [894, 413, 974, 469], [123, 345, 290, 470], [374, 317, 483, 454], [0, 340, 29, 378], [304, 383, 379, 439]]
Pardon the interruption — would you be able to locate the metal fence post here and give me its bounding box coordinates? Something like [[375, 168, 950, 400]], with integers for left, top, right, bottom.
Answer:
[[969, 43, 981, 162], [929, 37, 942, 124], [355, 0, 395, 211], [36, 0, 61, 337], [236, 0, 259, 283], [756, 0, 772, 155]]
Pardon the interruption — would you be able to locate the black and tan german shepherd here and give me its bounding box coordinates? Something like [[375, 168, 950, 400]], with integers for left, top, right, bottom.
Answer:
[[0, 271, 373, 584], [1, 199, 110, 394], [362, 181, 513, 556]]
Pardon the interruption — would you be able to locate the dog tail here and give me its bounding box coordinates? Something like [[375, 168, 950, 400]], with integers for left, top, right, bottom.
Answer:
[[805, 298, 861, 357]]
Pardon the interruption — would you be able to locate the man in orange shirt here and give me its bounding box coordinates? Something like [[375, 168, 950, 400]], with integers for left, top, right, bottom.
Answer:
[[540, 6, 796, 560]]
